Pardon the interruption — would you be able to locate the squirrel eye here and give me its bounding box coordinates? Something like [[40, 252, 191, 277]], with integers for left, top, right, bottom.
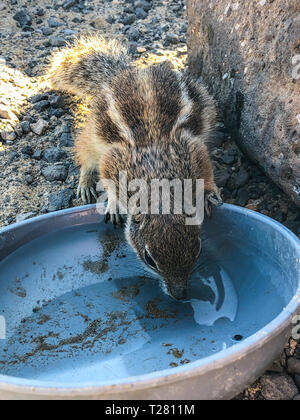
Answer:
[[144, 248, 158, 270]]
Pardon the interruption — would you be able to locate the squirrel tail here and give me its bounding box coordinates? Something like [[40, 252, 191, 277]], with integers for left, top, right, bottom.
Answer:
[[48, 35, 131, 97]]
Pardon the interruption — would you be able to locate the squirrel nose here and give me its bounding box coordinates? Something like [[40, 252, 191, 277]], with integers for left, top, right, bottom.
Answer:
[[170, 286, 187, 301]]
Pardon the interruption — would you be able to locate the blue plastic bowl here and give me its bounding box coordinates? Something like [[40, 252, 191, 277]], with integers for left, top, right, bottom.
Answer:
[[0, 204, 299, 400]]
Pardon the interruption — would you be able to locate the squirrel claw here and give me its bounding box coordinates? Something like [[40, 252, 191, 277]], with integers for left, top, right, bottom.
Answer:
[[105, 208, 124, 228], [205, 191, 223, 217], [77, 185, 98, 204], [104, 212, 110, 224]]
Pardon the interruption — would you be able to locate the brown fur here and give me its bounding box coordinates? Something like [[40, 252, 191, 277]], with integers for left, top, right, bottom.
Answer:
[[48, 36, 222, 300]]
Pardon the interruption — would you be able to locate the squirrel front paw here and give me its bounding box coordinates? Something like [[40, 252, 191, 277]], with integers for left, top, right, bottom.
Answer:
[[77, 184, 98, 204], [104, 200, 125, 227], [204, 190, 223, 217], [77, 168, 98, 204]]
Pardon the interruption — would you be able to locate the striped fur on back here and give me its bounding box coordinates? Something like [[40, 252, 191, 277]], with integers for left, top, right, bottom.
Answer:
[[49, 37, 216, 150], [93, 63, 216, 148]]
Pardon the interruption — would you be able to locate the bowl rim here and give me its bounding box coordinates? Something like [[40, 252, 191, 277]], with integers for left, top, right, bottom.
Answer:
[[0, 203, 299, 395]]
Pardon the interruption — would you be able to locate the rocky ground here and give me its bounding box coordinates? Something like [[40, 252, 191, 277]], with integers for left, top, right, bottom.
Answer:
[[0, 0, 299, 400]]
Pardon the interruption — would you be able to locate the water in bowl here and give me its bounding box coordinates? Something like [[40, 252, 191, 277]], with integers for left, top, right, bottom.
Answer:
[[0, 222, 287, 384]]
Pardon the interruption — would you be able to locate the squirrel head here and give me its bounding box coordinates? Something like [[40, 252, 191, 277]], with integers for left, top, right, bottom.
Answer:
[[126, 213, 201, 301]]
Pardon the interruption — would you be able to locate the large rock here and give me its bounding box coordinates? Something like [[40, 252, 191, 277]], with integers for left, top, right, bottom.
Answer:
[[187, 0, 300, 206], [260, 374, 298, 400]]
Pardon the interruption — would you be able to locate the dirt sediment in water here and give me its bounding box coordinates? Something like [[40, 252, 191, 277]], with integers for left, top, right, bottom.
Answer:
[[146, 299, 178, 319], [112, 284, 140, 301], [168, 348, 185, 359], [82, 259, 109, 275]]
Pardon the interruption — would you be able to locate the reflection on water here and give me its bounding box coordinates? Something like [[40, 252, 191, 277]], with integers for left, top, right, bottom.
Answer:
[[185, 236, 238, 327], [188, 268, 238, 327]]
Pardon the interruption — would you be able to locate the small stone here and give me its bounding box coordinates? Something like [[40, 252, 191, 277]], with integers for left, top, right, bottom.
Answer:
[[216, 169, 230, 187], [59, 132, 73, 147], [236, 187, 249, 206], [43, 147, 67, 163], [47, 189, 74, 212], [122, 14, 136, 25], [50, 37, 66, 47], [260, 374, 298, 400], [62, 0, 78, 9], [14, 125, 23, 137], [219, 150, 235, 165], [30, 93, 49, 104], [61, 29, 77, 36], [33, 100, 50, 112], [90, 17, 109, 30], [48, 108, 66, 118], [128, 42, 138, 55], [30, 119, 48, 136], [21, 146, 34, 156], [20, 120, 31, 134], [0, 2, 5, 11], [137, 46, 147, 53], [61, 122, 71, 133], [13, 9, 32, 28], [16, 212, 36, 223], [135, 0, 152, 11], [48, 17, 63, 28], [234, 168, 249, 188], [41, 27, 53, 36], [48, 95, 65, 109], [106, 16, 115, 24], [165, 33, 180, 45], [25, 174, 34, 185], [135, 7, 148, 19], [42, 165, 68, 182], [287, 357, 300, 374], [7, 151, 19, 163], [36, 8, 45, 17], [1, 131, 16, 142], [32, 149, 43, 160], [127, 27, 140, 42]]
